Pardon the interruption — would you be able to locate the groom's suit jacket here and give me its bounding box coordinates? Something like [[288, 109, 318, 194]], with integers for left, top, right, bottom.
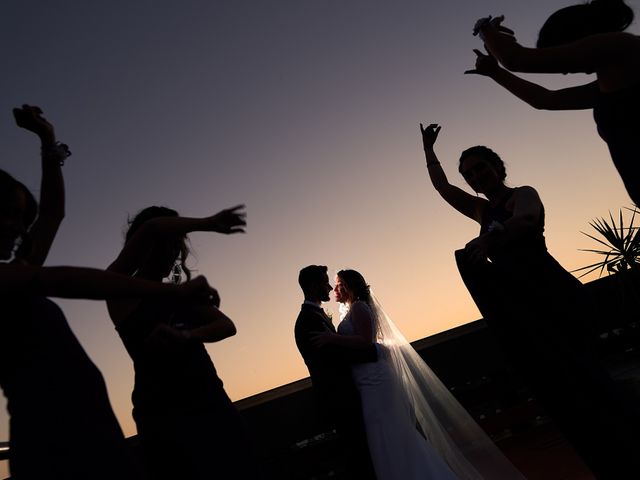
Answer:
[[294, 303, 377, 406]]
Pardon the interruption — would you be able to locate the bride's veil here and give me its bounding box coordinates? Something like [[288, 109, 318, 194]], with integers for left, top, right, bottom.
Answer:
[[367, 292, 526, 480]]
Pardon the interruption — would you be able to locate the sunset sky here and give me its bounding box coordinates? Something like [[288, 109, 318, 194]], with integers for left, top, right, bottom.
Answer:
[[1, 0, 637, 475]]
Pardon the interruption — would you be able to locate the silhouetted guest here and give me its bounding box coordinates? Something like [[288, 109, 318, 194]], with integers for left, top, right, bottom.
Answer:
[[467, 0, 640, 205], [0, 106, 216, 479], [107, 204, 259, 480], [420, 122, 640, 479], [294, 265, 378, 479]]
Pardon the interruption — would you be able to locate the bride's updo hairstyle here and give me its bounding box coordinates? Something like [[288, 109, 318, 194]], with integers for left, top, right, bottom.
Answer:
[[337, 269, 372, 305], [459, 146, 506, 182], [537, 0, 634, 48], [125, 206, 192, 281]]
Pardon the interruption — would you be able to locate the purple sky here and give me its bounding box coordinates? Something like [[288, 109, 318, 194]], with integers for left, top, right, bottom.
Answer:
[[1, 1, 637, 475]]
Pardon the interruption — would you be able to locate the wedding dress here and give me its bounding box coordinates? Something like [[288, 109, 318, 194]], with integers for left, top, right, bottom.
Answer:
[[337, 297, 526, 480]]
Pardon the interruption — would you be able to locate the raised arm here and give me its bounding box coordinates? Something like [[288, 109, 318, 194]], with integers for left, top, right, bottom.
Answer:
[[477, 16, 639, 78], [108, 205, 246, 274], [465, 49, 598, 110], [13, 105, 70, 266], [181, 304, 236, 342], [0, 262, 216, 302], [420, 123, 486, 223], [148, 303, 237, 346]]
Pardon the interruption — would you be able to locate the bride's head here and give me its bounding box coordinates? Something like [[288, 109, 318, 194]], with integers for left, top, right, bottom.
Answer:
[[334, 269, 371, 305]]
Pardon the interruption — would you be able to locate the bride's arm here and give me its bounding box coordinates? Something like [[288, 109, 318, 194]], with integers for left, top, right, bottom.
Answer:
[[312, 302, 375, 350]]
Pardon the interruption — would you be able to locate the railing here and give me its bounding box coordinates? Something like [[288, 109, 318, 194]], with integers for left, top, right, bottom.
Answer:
[[0, 273, 638, 477]]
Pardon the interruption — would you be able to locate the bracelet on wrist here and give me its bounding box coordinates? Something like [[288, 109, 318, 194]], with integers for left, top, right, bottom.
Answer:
[[42, 141, 72, 166]]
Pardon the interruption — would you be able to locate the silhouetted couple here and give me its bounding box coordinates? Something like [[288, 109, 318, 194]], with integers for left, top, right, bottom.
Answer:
[[295, 265, 525, 480]]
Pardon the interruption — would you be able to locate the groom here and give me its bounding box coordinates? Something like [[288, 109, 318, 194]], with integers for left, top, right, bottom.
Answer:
[[294, 265, 377, 479]]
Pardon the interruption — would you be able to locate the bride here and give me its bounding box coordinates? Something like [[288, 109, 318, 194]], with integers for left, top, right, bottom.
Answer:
[[314, 269, 526, 480]]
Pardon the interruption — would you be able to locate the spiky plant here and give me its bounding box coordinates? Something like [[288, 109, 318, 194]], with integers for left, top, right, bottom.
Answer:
[[573, 207, 640, 278]]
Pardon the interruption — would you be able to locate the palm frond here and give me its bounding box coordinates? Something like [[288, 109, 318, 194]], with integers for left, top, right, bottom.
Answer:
[[574, 207, 640, 278]]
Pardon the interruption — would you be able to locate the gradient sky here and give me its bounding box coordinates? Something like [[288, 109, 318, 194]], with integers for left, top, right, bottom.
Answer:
[[1, 0, 637, 474]]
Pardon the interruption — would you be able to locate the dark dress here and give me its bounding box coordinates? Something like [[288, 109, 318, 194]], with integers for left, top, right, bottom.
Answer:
[[593, 82, 640, 206], [117, 298, 257, 480], [0, 295, 139, 479], [455, 189, 640, 479]]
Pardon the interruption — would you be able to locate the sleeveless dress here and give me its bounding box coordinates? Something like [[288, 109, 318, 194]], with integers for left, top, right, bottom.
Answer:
[[117, 298, 257, 480], [338, 303, 459, 480], [455, 188, 640, 478], [593, 82, 640, 206], [0, 295, 139, 479]]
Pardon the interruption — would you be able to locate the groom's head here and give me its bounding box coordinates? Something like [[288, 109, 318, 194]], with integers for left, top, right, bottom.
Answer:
[[298, 265, 332, 302]]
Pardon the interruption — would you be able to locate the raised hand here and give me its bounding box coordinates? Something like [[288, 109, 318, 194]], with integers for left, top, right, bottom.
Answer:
[[464, 49, 500, 77], [488, 15, 515, 36], [473, 16, 493, 37], [13, 104, 55, 145], [473, 15, 515, 41], [206, 204, 246, 234], [420, 123, 441, 150]]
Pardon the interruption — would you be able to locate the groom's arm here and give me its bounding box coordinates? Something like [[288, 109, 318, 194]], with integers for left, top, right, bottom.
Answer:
[[295, 314, 377, 366], [326, 342, 378, 364], [304, 332, 377, 365]]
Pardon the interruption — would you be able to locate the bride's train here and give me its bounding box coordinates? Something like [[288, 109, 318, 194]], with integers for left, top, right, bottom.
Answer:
[[339, 296, 526, 480]]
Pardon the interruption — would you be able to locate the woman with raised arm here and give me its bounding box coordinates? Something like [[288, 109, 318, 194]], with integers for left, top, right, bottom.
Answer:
[[107, 204, 259, 480], [420, 122, 640, 478], [0, 106, 217, 480], [466, 0, 640, 205]]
